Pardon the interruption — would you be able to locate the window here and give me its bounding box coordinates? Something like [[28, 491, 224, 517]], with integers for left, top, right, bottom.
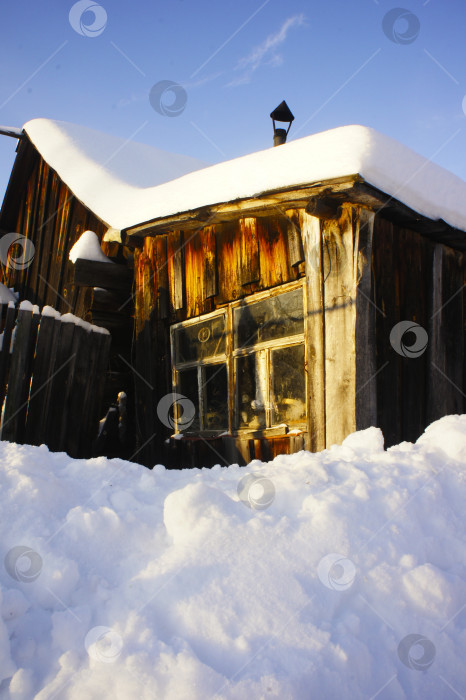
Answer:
[[172, 313, 228, 432], [233, 287, 305, 430], [170, 283, 306, 435]]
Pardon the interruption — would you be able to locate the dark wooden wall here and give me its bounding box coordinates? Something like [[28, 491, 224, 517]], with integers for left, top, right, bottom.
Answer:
[[372, 215, 465, 446]]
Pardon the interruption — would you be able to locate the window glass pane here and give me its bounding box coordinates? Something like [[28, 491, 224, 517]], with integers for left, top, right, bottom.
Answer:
[[271, 344, 306, 425], [175, 314, 226, 364], [233, 288, 303, 349], [236, 353, 266, 429], [203, 364, 228, 430], [177, 368, 200, 431]]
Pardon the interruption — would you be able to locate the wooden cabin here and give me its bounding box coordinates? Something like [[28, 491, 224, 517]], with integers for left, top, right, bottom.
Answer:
[[0, 120, 465, 467]]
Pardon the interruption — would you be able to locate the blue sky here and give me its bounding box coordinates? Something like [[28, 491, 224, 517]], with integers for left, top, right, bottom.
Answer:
[[1, 0, 466, 202]]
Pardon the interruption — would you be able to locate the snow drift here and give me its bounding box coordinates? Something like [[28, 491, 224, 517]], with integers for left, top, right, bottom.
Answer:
[[0, 416, 465, 699]]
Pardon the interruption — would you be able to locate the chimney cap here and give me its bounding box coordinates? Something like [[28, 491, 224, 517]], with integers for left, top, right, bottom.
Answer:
[[270, 100, 295, 123]]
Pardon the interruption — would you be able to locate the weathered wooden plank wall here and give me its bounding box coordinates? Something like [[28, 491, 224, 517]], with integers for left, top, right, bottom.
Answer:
[[372, 216, 464, 446], [300, 205, 377, 450], [132, 237, 171, 464], [133, 212, 303, 465], [132, 206, 380, 466], [354, 208, 377, 431], [300, 211, 325, 452], [321, 206, 356, 446], [155, 214, 301, 323], [427, 244, 464, 424], [0, 140, 107, 316], [133, 203, 465, 467], [0, 140, 135, 452]]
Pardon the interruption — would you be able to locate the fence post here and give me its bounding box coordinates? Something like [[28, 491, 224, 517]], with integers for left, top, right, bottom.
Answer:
[[0, 303, 17, 410], [24, 310, 61, 445]]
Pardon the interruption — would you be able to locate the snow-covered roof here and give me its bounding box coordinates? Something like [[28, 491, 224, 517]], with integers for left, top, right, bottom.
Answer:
[[23, 119, 466, 233], [23, 119, 209, 229]]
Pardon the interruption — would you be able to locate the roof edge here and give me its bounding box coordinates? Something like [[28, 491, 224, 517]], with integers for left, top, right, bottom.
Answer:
[[123, 175, 363, 238], [123, 175, 466, 252]]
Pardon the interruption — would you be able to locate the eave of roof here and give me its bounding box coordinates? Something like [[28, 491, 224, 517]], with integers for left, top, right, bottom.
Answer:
[[122, 174, 466, 252]]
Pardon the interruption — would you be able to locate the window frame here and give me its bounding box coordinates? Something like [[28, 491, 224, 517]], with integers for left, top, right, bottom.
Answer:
[[234, 336, 306, 431], [170, 279, 307, 437], [171, 307, 230, 435]]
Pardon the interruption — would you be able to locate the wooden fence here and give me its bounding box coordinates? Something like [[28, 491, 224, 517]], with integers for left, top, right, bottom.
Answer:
[[0, 302, 111, 457]]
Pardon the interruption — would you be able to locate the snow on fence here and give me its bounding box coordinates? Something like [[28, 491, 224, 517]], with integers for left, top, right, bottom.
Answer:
[[0, 301, 111, 457]]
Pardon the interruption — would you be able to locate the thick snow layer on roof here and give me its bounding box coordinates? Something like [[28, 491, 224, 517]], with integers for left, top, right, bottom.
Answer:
[[0, 416, 466, 697], [24, 119, 466, 233], [23, 119, 209, 227]]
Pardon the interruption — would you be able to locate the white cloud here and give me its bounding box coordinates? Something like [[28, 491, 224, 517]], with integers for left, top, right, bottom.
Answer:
[[228, 14, 305, 86], [183, 71, 225, 91]]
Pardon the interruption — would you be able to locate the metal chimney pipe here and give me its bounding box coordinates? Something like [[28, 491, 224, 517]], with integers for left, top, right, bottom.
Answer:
[[273, 128, 287, 147]]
